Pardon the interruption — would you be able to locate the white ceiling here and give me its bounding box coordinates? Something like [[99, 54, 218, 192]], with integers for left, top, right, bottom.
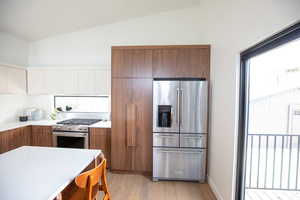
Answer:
[[0, 0, 200, 41]]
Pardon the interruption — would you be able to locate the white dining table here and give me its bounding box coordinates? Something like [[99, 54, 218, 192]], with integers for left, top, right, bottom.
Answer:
[[0, 146, 101, 200]]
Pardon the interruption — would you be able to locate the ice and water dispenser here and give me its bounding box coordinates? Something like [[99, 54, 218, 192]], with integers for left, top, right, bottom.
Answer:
[[157, 105, 172, 127]]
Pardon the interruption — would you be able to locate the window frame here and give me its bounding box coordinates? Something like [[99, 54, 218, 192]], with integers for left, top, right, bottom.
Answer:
[[53, 95, 110, 113], [236, 21, 300, 200]]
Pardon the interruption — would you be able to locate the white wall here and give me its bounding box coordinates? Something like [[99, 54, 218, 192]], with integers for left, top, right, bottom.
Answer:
[[0, 95, 53, 124], [0, 32, 29, 66], [0, 33, 30, 124], [28, 1, 300, 199], [0, 95, 28, 124]]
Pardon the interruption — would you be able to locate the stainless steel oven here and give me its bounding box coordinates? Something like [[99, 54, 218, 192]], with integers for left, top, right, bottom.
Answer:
[[53, 131, 89, 149], [52, 118, 102, 149]]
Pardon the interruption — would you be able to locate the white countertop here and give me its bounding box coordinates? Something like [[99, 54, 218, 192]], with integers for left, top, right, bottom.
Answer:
[[0, 120, 58, 132], [0, 119, 111, 132], [89, 120, 111, 128], [0, 146, 101, 200]]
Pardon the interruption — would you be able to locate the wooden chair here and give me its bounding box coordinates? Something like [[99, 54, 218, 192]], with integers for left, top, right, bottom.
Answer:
[[68, 158, 111, 200]]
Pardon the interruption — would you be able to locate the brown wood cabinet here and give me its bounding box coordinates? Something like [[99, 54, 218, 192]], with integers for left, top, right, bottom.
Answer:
[[112, 45, 210, 79], [111, 78, 152, 173], [89, 128, 111, 168], [0, 126, 32, 153], [112, 49, 153, 78], [152, 47, 210, 79], [111, 45, 210, 173], [31, 126, 53, 147]]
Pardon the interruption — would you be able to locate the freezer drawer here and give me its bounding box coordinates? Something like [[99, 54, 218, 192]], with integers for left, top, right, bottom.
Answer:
[[180, 134, 207, 148], [153, 133, 179, 147], [153, 148, 206, 182]]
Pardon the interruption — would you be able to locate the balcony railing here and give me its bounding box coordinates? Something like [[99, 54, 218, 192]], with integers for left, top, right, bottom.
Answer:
[[246, 134, 300, 191]]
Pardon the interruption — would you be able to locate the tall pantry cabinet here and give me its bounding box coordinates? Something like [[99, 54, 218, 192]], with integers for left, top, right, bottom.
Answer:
[[111, 48, 153, 173], [111, 45, 210, 174]]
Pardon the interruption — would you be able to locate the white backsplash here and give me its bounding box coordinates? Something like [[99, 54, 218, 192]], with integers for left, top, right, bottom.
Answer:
[[0, 94, 110, 125], [56, 112, 110, 121], [0, 95, 53, 124], [0, 95, 29, 124]]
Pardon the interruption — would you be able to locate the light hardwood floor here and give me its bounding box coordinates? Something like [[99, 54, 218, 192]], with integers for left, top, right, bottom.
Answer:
[[98, 173, 217, 200]]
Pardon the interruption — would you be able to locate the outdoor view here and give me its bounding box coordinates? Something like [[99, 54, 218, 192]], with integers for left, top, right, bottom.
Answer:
[[245, 39, 300, 200]]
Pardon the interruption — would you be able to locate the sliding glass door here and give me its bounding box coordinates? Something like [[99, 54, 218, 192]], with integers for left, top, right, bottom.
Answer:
[[237, 22, 300, 200]]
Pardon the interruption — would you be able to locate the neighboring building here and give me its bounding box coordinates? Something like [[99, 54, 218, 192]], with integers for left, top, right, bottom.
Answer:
[[249, 88, 300, 134]]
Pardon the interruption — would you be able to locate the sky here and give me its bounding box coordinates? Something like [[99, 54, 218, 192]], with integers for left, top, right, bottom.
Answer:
[[249, 38, 300, 100]]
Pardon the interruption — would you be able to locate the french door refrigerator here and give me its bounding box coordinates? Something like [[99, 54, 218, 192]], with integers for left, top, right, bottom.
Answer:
[[153, 78, 208, 182]]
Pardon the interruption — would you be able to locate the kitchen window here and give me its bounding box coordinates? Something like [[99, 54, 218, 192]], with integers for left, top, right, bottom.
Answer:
[[54, 96, 109, 113]]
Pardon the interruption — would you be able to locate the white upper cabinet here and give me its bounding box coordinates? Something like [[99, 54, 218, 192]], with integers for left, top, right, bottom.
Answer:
[[27, 68, 45, 94], [27, 67, 111, 95], [0, 66, 8, 93], [0, 64, 27, 94], [77, 70, 95, 95], [95, 69, 111, 95]]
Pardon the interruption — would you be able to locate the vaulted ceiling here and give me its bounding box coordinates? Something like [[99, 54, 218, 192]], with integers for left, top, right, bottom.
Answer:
[[0, 0, 200, 41]]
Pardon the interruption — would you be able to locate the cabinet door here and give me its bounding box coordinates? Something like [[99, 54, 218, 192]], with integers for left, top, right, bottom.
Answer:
[[152, 48, 210, 79], [89, 128, 111, 168], [0, 127, 32, 154], [112, 49, 152, 78], [132, 79, 152, 172], [0, 66, 8, 93], [7, 68, 27, 94], [111, 78, 152, 172], [27, 69, 46, 94], [9, 129, 21, 150], [0, 66, 26, 94], [95, 70, 111, 95], [20, 126, 32, 146], [152, 49, 178, 78], [111, 78, 132, 171], [77, 70, 95, 94], [178, 48, 210, 78], [31, 126, 53, 147], [0, 131, 10, 153], [1, 129, 20, 152]]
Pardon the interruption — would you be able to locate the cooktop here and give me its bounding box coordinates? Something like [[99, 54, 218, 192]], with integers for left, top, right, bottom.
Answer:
[[56, 118, 102, 126]]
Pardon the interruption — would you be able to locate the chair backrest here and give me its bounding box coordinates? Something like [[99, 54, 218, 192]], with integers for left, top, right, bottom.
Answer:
[[75, 159, 106, 200]]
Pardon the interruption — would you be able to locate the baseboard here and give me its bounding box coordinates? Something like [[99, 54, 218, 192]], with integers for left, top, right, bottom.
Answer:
[[207, 176, 225, 200]]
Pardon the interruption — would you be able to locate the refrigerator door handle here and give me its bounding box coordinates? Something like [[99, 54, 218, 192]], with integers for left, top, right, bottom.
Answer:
[[176, 88, 180, 124], [180, 88, 183, 126]]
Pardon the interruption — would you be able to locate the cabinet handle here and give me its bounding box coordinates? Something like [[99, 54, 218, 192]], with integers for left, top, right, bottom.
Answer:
[[126, 103, 136, 147]]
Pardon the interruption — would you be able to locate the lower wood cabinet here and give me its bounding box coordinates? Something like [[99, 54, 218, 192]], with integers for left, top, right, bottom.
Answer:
[[111, 78, 152, 173], [0, 126, 32, 154], [31, 126, 53, 147], [89, 128, 111, 168]]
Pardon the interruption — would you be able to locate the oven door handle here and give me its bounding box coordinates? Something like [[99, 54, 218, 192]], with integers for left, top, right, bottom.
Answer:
[[52, 132, 88, 137]]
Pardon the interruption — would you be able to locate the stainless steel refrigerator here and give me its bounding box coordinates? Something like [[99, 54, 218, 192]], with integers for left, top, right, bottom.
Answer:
[[153, 78, 208, 182]]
